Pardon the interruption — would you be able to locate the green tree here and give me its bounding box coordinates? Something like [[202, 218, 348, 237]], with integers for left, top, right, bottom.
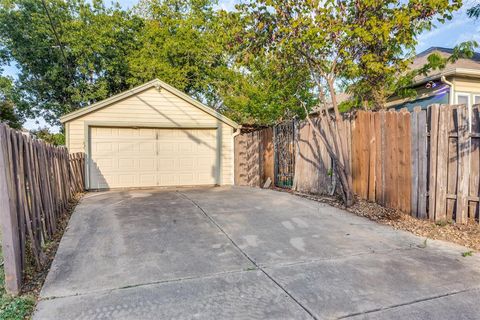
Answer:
[[129, 0, 226, 105], [0, 0, 318, 127], [0, 75, 23, 129], [468, 3, 480, 19], [0, 0, 143, 125], [213, 54, 317, 125], [211, 8, 317, 125], [236, 0, 461, 205], [31, 127, 65, 145]]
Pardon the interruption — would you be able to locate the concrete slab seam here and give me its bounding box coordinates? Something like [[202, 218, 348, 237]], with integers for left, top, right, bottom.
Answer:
[[338, 287, 480, 319], [39, 268, 251, 302], [177, 191, 318, 320]]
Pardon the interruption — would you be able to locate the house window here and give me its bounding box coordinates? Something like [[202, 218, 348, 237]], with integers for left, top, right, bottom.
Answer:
[[456, 93, 472, 131], [456, 93, 470, 106], [474, 95, 480, 106]]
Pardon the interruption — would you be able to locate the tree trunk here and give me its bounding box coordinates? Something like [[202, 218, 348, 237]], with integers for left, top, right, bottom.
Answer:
[[304, 111, 355, 206]]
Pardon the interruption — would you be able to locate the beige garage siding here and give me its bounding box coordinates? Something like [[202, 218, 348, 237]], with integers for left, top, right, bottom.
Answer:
[[66, 87, 234, 186]]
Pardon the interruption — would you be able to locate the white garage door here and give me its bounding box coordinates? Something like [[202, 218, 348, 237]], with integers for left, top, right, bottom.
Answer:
[[89, 127, 218, 189]]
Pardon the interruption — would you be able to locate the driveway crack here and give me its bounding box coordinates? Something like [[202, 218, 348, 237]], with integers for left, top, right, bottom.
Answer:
[[178, 191, 318, 320], [338, 287, 480, 319]]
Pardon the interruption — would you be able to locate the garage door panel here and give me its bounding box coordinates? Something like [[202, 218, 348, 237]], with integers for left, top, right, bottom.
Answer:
[[139, 142, 156, 152], [139, 159, 156, 170], [139, 174, 157, 185], [90, 127, 217, 188], [95, 158, 114, 168], [178, 173, 196, 184], [118, 142, 136, 152], [118, 174, 136, 184], [159, 144, 175, 153], [158, 158, 175, 171], [178, 142, 194, 153], [94, 142, 114, 153], [178, 158, 194, 169]]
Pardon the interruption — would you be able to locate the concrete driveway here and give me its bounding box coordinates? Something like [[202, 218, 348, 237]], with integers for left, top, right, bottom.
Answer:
[[34, 187, 480, 320]]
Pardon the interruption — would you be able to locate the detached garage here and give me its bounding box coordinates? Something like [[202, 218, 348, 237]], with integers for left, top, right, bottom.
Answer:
[[60, 79, 239, 190]]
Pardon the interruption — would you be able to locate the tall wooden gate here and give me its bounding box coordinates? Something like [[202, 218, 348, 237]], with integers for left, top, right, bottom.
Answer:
[[274, 121, 296, 188]]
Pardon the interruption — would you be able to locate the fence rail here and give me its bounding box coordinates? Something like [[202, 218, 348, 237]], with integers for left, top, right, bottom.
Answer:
[[0, 123, 84, 294], [234, 104, 480, 225]]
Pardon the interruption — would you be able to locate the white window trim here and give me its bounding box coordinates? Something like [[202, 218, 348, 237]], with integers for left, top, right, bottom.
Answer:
[[455, 92, 472, 131], [455, 91, 471, 105], [474, 94, 480, 106]]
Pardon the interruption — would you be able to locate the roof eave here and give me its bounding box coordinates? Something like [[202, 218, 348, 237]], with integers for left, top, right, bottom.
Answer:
[[412, 68, 480, 86]]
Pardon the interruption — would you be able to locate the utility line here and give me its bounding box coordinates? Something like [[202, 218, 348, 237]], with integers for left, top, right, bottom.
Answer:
[[40, 0, 73, 79]]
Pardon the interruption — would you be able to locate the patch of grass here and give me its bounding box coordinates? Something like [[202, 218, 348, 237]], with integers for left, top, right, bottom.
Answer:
[[0, 248, 35, 320], [0, 194, 83, 320], [244, 266, 257, 271], [435, 220, 451, 227], [462, 251, 474, 257], [417, 238, 428, 248]]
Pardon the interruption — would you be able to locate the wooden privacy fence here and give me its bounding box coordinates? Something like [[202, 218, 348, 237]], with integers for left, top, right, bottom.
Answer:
[[234, 104, 480, 225], [0, 123, 85, 294], [351, 109, 413, 213], [234, 127, 274, 187], [293, 116, 352, 196], [351, 105, 480, 223]]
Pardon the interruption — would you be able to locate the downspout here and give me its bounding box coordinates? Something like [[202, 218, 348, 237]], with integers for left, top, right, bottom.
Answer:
[[232, 126, 242, 185], [441, 76, 454, 105]]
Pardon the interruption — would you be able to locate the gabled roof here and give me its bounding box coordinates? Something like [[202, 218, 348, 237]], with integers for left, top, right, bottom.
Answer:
[[411, 47, 480, 84], [59, 79, 239, 128]]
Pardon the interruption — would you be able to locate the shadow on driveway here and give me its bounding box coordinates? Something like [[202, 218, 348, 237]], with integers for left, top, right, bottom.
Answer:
[[34, 187, 480, 320]]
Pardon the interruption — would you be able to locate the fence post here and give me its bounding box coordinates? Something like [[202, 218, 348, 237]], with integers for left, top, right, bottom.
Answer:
[[0, 124, 22, 295]]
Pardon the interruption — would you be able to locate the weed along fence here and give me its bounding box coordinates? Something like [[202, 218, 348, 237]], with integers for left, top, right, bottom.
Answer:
[[0, 123, 85, 294], [234, 104, 480, 225]]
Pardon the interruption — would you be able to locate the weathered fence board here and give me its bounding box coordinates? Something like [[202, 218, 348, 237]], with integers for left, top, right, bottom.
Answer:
[[293, 118, 336, 195], [0, 125, 22, 294], [456, 106, 469, 223], [410, 107, 428, 218], [234, 127, 273, 187], [234, 104, 479, 225], [469, 106, 480, 222], [0, 123, 85, 294]]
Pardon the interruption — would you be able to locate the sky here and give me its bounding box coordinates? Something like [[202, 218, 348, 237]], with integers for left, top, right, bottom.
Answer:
[[8, 0, 480, 131]]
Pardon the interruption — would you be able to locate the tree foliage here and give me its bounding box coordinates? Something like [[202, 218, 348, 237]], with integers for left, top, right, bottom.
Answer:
[[233, 0, 461, 205], [0, 0, 143, 125], [30, 127, 65, 146], [468, 3, 480, 19], [235, 0, 462, 110], [129, 0, 223, 104], [0, 75, 23, 128], [0, 0, 315, 126]]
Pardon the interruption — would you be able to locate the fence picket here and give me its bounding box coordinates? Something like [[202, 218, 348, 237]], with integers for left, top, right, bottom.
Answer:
[[456, 106, 469, 223], [417, 108, 428, 219], [368, 112, 376, 201], [0, 124, 85, 294], [411, 107, 419, 216], [435, 106, 449, 221]]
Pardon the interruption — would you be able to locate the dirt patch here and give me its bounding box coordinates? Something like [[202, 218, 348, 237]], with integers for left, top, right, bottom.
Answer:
[[22, 193, 84, 298], [275, 188, 480, 252]]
